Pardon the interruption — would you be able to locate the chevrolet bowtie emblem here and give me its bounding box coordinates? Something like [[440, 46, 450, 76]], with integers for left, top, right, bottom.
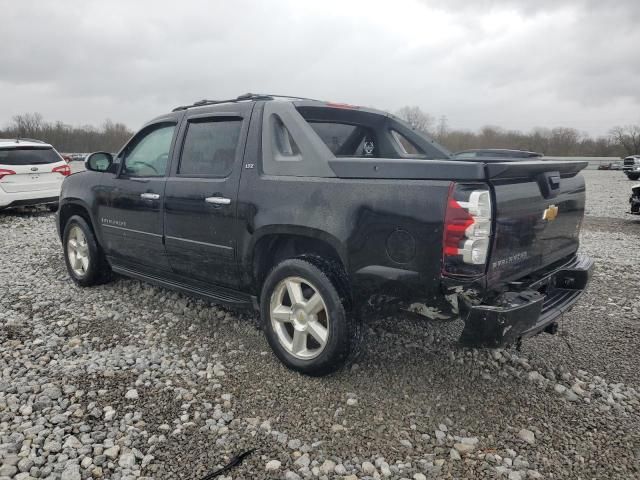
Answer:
[[543, 204, 559, 221]]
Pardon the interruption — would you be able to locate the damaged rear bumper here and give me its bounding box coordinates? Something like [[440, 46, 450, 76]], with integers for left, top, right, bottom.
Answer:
[[629, 187, 640, 214], [459, 254, 594, 348]]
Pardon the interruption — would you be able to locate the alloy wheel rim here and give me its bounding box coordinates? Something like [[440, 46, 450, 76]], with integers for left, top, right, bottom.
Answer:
[[67, 225, 90, 277], [270, 276, 330, 360]]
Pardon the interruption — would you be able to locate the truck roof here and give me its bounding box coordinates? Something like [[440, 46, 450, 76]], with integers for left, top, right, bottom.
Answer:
[[171, 93, 391, 118]]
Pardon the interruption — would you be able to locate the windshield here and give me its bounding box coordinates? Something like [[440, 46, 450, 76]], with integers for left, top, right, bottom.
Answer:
[[0, 147, 61, 165]]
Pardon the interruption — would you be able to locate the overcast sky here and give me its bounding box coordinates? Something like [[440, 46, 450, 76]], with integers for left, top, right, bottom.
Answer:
[[1, 0, 639, 136]]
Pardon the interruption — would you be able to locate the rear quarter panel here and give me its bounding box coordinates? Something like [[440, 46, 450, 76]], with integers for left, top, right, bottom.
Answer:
[[237, 171, 451, 302]]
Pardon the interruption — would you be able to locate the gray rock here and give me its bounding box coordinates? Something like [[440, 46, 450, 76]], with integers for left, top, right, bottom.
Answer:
[[118, 452, 136, 468], [104, 445, 120, 459], [454, 442, 475, 454], [518, 428, 535, 444], [0, 465, 18, 477], [334, 463, 347, 475], [361, 461, 376, 475], [320, 460, 336, 475], [288, 438, 302, 450], [60, 465, 81, 480], [125, 389, 139, 400]]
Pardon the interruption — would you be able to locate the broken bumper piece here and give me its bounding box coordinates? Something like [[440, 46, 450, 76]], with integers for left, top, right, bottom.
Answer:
[[459, 254, 594, 348]]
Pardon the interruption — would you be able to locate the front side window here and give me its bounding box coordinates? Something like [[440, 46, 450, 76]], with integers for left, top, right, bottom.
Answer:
[[123, 124, 176, 177], [178, 119, 242, 176]]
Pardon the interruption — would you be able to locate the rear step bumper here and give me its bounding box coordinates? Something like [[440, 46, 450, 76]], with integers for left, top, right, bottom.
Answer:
[[629, 190, 640, 214], [459, 254, 594, 347]]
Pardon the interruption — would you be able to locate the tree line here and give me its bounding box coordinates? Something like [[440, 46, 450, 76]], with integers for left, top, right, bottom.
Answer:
[[2, 110, 639, 157], [397, 106, 640, 157], [0, 113, 133, 153]]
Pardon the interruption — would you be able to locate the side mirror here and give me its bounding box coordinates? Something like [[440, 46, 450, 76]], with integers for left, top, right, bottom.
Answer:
[[85, 152, 114, 173]]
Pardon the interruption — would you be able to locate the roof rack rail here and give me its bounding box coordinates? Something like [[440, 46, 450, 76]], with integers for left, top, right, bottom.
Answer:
[[172, 93, 323, 112], [14, 137, 46, 144]]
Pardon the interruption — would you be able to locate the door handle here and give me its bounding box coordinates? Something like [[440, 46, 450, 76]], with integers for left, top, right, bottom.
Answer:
[[205, 196, 231, 205], [140, 193, 160, 200]]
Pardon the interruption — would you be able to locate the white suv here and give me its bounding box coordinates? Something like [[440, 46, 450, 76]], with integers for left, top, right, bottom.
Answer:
[[0, 139, 70, 211]]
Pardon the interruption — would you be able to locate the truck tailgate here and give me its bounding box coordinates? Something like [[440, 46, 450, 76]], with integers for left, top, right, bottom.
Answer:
[[486, 160, 587, 285]]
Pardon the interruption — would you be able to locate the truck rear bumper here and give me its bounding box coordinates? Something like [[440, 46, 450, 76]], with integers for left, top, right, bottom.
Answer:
[[629, 188, 640, 214], [459, 254, 594, 347]]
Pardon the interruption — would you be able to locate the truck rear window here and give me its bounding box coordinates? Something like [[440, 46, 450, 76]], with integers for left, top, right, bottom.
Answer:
[[296, 105, 447, 159], [306, 122, 378, 157], [0, 147, 61, 165]]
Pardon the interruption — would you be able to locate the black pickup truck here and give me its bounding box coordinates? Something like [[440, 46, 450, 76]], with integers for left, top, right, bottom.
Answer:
[[56, 94, 594, 375]]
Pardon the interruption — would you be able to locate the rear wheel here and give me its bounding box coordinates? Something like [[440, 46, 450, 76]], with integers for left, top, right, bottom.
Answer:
[[260, 258, 360, 376], [627, 173, 640, 181], [63, 215, 112, 286]]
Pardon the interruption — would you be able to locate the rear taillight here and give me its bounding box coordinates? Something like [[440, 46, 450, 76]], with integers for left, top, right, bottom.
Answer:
[[0, 168, 16, 180], [442, 183, 492, 276], [52, 164, 71, 176]]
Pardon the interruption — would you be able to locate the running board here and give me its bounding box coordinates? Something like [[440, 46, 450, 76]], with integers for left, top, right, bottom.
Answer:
[[111, 265, 257, 309]]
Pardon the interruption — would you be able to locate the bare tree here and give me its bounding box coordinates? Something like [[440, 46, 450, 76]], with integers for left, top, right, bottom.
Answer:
[[10, 112, 44, 138], [1, 113, 133, 152], [396, 106, 434, 134], [610, 125, 640, 155], [548, 127, 581, 156]]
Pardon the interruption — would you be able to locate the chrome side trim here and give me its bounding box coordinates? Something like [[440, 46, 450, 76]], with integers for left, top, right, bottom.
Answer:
[[101, 224, 162, 237]]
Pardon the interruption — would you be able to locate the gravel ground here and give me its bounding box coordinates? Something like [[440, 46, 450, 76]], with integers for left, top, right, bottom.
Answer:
[[1, 171, 639, 480], [583, 169, 637, 219]]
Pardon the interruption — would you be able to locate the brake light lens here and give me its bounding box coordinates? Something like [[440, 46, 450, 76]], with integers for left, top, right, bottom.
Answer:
[[443, 183, 492, 276], [325, 102, 360, 109], [0, 168, 16, 180], [52, 164, 71, 176]]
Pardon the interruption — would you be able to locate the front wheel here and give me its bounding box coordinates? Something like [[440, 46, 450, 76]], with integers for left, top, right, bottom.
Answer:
[[627, 173, 640, 181], [260, 258, 360, 376], [63, 215, 112, 286]]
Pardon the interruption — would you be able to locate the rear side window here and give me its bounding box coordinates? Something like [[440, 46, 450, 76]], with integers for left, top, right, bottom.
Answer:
[[272, 116, 301, 157], [0, 147, 61, 165], [178, 119, 242, 177], [307, 122, 378, 157]]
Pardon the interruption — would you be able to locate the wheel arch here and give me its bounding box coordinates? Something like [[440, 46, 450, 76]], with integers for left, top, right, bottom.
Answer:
[[248, 226, 348, 295], [58, 200, 96, 241]]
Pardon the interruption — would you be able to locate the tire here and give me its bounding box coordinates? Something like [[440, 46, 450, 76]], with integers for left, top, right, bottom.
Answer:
[[260, 257, 361, 376], [627, 174, 640, 181], [63, 215, 112, 287]]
